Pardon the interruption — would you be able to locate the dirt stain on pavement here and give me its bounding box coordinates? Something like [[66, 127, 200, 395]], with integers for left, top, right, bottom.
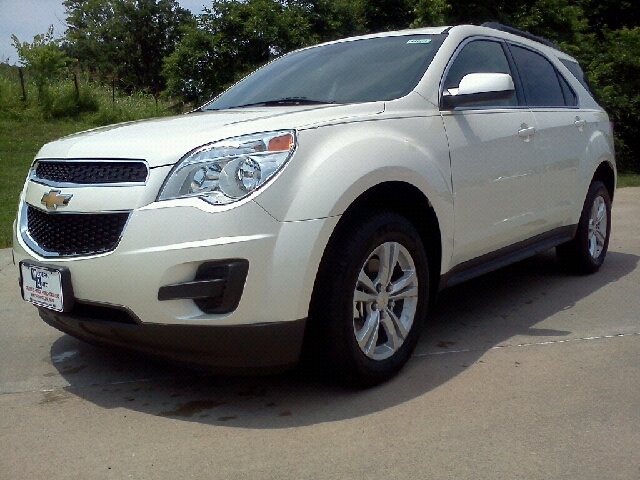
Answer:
[[158, 399, 227, 418], [237, 386, 267, 398], [61, 365, 87, 375], [40, 390, 73, 405], [217, 415, 237, 421]]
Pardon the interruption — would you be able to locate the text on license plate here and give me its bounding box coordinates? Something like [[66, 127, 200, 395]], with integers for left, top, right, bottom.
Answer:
[[20, 263, 65, 312]]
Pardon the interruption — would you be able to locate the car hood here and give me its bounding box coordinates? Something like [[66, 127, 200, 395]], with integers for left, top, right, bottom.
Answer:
[[36, 103, 385, 167]]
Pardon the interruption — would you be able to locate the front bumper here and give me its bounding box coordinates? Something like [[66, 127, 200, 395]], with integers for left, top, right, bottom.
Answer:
[[39, 307, 306, 373], [14, 192, 339, 369]]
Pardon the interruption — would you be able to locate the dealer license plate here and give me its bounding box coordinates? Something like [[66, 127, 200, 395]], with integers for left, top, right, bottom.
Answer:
[[20, 262, 66, 312]]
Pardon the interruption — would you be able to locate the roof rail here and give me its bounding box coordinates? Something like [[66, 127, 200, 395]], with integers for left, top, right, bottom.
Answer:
[[481, 22, 560, 50]]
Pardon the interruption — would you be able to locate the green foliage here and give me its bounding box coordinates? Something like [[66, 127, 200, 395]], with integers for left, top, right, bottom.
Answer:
[[0, 64, 173, 122], [300, 0, 366, 40], [0, 65, 177, 248], [11, 26, 70, 97], [411, 0, 449, 28], [163, 0, 316, 102], [583, 0, 640, 33], [588, 27, 640, 171], [63, 0, 193, 96], [0, 64, 25, 110], [358, 0, 416, 31]]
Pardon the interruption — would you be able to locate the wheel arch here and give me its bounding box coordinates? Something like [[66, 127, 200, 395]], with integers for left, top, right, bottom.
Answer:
[[591, 161, 616, 202], [301, 182, 442, 382], [312, 181, 442, 310]]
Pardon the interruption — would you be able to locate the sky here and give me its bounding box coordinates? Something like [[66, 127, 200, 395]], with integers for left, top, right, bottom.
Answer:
[[0, 0, 209, 64]]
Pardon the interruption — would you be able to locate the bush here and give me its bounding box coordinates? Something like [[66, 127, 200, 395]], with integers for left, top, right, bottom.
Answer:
[[588, 27, 640, 172], [0, 64, 173, 125], [38, 77, 99, 118]]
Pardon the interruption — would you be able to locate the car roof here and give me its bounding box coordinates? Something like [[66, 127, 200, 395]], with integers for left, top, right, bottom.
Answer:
[[314, 24, 577, 63]]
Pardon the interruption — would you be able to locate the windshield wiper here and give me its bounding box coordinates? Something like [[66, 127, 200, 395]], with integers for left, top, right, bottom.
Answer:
[[228, 97, 340, 108]]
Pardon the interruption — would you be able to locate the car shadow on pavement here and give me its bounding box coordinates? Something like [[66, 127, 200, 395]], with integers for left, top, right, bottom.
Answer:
[[48, 249, 639, 429]]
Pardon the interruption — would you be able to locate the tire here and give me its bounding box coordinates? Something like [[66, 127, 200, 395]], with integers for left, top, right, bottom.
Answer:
[[307, 211, 429, 387], [556, 181, 611, 274]]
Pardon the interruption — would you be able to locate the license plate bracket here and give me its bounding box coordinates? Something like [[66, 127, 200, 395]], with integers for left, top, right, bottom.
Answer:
[[19, 261, 74, 312]]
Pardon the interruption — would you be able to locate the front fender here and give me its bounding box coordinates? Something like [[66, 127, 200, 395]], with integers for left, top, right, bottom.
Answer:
[[255, 115, 453, 227], [254, 115, 454, 316]]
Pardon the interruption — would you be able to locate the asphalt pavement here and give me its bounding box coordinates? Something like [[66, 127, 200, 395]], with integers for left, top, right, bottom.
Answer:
[[1, 188, 639, 479]]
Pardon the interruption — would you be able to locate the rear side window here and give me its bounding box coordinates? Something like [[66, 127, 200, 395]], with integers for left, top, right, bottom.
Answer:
[[558, 73, 578, 106], [509, 45, 566, 107], [560, 59, 595, 98]]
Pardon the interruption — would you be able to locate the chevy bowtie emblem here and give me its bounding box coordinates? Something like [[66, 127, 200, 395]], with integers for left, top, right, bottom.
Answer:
[[41, 190, 73, 210]]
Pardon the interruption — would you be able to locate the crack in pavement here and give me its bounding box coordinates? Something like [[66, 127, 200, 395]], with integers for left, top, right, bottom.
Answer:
[[413, 331, 640, 357], [0, 260, 13, 274], [0, 374, 190, 396]]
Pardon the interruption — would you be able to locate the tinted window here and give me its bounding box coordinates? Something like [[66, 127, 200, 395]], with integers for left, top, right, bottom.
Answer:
[[509, 45, 565, 107], [558, 73, 577, 106], [560, 59, 595, 98], [204, 35, 446, 110], [443, 40, 517, 107], [444, 41, 511, 87]]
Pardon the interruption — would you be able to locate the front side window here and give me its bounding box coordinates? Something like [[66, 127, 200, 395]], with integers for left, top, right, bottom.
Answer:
[[203, 34, 446, 110], [443, 39, 517, 107]]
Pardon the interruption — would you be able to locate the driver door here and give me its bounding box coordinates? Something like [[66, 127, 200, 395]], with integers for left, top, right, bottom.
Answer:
[[441, 39, 542, 266]]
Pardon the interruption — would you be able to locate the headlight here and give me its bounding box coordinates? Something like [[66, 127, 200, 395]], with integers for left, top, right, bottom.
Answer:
[[158, 130, 296, 204]]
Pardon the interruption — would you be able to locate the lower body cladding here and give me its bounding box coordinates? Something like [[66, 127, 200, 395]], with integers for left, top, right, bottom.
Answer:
[[14, 198, 339, 372], [38, 308, 307, 373]]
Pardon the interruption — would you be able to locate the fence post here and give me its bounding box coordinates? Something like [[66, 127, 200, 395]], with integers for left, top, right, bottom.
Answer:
[[73, 73, 79, 102], [18, 67, 26, 102]]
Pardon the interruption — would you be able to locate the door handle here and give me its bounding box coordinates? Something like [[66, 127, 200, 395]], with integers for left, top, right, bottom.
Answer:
[[518, 124, 536, 141], [575, 117, 587, 131]]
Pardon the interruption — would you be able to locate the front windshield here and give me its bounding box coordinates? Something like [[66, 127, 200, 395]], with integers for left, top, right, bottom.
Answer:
[[203, 34, 446, 110]]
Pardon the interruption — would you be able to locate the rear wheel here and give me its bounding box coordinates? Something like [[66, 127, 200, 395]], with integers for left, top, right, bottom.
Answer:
[[556, 181, 611, 274], [308, 212, 429, 387]]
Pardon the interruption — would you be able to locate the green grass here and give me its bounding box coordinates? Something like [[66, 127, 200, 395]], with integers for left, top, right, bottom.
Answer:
[[0, 105, 176, 248], [617, 172, 640, 188], [0, 117, 97, 247], [0, 68, 181, 248]]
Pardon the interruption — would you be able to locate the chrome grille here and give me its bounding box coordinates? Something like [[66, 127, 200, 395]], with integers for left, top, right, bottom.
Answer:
[[35, 161, 148, 184], [26, 206, 129, 256]]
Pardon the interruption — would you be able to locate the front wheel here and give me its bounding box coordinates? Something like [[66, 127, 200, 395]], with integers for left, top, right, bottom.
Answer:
[[556, 181, 612, 274], [308, 212, 429, 387]]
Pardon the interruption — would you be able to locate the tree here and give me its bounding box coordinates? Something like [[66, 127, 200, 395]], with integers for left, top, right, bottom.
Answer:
[[583, 0, 640, 34], [12, 26, 69, 95], [63, 0, 193, 96], [294, 0, 366, 41], [411, 0, 449, 27], [163, 0, 314, 102], [11, 25, 69, 92], [588, 27, 640, 171], [358, 0, 416, 31]]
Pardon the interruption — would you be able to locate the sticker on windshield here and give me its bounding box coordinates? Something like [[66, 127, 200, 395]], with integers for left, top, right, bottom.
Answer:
[[406, 39, 432, 44]]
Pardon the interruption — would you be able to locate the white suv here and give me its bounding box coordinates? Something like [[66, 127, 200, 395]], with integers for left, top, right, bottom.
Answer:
[[14, 24, 615, 386]]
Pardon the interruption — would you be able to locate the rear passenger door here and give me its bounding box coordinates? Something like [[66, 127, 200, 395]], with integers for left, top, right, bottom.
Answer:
[[507, 44, 586, 229], [441, 39, 541, 266]]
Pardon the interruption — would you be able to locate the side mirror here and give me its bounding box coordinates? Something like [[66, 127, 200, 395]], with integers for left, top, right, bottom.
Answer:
[[441, 73, 515, 110]]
